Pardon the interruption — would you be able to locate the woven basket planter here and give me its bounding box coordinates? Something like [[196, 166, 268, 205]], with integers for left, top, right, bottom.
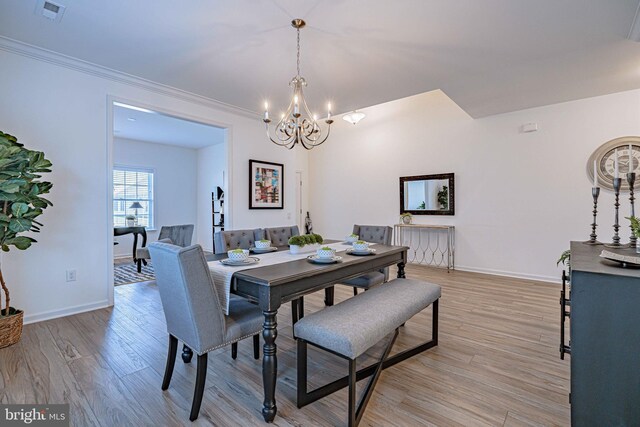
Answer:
[[0, 308, 24, 349]]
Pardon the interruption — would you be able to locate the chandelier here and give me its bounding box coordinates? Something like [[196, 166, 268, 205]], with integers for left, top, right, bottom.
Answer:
[[263, 19, 333, 150]]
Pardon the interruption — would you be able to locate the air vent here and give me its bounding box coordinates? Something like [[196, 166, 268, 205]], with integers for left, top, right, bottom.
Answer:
[[34, 0, 66, 22]]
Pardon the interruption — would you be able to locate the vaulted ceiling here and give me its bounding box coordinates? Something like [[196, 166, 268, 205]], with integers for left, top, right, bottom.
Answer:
[[2, 0, 640, 117]]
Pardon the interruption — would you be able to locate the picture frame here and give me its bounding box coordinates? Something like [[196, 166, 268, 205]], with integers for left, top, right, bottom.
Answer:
[[399, 173, 455, 216], [249, 159, 284, 209]]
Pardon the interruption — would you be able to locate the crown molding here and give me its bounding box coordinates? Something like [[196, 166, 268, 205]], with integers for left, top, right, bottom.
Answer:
[[0, 35, 260, 119]]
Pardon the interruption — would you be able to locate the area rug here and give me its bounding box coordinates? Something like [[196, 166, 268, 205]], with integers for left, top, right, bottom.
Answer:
[[114, 263, 155, 286]]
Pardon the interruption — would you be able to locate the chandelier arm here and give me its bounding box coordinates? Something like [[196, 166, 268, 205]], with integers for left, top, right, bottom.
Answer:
[[266, 124, 296, 147]]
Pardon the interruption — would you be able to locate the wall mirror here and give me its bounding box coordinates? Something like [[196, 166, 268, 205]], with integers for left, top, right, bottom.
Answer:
[[399, 173, 455, 215]]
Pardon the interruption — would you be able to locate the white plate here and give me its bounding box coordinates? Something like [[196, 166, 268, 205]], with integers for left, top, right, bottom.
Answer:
[[250, 246, 278, 253], [307, 255, 343, 264], [346, 248, 377, 256], [220, 256, 260, 266]]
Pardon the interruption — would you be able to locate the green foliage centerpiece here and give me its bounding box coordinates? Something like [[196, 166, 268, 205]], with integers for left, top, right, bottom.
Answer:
[[0, 131, 53, 347]]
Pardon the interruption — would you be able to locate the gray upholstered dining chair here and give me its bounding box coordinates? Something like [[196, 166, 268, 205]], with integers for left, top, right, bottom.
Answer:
[[264, 225, 300, 246], [339, 225, 393, 296], [148, 242, 263, 421], [136, 224, 194, 272], [213, 228, 265, 253]]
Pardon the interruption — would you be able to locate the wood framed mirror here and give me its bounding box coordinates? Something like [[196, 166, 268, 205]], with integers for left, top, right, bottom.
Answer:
[[399, 173, 455, 216]]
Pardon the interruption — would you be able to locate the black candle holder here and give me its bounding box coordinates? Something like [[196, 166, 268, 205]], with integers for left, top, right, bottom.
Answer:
[[583, 187, 602, 245], [605, 177, 623, 248], [628, 172, 637, 248]]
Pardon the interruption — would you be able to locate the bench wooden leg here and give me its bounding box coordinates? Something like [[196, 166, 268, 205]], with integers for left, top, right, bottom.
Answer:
[[324, 286, 334, 306]]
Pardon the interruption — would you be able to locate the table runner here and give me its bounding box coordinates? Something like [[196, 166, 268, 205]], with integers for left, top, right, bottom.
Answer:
[[208, 241, 362, 314]]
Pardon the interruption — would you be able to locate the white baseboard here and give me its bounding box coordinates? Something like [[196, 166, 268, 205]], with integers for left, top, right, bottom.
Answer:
[[454, 264, 560, 284], [23, 300, 112, 325]]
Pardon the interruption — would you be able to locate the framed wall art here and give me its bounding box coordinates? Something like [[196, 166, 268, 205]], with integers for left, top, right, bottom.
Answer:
[[249, 159, 284, 209]]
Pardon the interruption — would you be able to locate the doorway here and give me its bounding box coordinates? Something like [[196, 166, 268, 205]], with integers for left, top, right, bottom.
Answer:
[[107, 98, 231, 301]]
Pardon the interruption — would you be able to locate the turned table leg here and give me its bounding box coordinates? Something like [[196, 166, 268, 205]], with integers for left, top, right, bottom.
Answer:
[[261, 309, 278, 422]]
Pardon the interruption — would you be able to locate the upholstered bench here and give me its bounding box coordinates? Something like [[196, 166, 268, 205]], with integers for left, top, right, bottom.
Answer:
[[294, 278, 441, 427]]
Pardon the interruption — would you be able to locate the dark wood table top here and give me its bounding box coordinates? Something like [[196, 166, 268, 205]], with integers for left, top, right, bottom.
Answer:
[[571, 241, 640, 278]]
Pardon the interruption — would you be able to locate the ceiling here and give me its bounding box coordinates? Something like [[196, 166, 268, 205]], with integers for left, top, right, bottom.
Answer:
[[113, 103, 226, 149], [2, 0, 640, 117]]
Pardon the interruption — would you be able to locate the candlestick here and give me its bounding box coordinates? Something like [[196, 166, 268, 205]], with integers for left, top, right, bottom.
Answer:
[[327, 102, 332, 120], [264, 101, 269, 121], [615, 149, 619, 179], [630, 144, 635, 173], [628, 172, 637, 248], [605, 177, 623, 248], [584, 187, 602, 245], [593, 160, 598, 187], [294, 95, 299, 116]]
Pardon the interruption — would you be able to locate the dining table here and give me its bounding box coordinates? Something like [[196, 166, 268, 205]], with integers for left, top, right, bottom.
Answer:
[[199, 241, 409, 422]]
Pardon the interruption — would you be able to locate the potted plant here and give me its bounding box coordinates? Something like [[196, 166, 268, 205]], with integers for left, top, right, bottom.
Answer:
[[125, 214, 136, 226], [626, 216, 640, 253], [400, 213, 412, 224], [0, 131, 53, 348], [437, 186, 448, 210], [289, 233, 324, 254], [557, 249, 571, 273]]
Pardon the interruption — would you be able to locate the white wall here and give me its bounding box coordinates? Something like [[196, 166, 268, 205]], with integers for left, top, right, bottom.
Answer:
[[309, 89, 640, 282], [196, 142, 226, 252], [113, 137, 197, 257], [0, 42, 307, 323]]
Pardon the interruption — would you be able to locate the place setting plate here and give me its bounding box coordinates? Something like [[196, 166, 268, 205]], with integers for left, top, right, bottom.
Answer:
[[346, 248, 377, 256], [307, 255, 343, 264], [250, 246, 278, 254], [220, 256, 260, 266]]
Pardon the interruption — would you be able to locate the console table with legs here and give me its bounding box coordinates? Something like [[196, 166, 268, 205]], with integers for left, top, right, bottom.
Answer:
[[393, 224, 455, 271]]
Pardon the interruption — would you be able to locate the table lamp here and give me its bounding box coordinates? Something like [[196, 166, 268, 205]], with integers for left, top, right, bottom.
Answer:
[[129, 202, 143, 225]]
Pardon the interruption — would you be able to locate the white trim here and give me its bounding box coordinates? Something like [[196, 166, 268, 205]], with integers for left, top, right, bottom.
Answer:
[[23, 300, 111, 325], [0, 36, 259, 119], [454, 264, 560, 284]]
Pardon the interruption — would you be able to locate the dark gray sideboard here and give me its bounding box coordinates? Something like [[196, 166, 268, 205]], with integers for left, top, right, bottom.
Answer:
[[569, 241, 640, 426]]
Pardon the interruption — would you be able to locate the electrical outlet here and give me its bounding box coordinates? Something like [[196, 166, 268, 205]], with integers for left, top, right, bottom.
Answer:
[[66, 269, 77, 282]]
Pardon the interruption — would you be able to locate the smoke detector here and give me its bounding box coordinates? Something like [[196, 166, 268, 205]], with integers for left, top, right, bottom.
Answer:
[[34, 0, 66, 22]]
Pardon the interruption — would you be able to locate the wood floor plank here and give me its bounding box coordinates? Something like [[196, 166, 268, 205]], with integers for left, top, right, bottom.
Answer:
[[19, 323, 101, 427]]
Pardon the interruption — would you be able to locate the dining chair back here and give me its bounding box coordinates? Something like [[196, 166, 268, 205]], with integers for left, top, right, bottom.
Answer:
[[264, 225, 300, 246], [214, 228, 265, 253], [158, 224, 194, 248]]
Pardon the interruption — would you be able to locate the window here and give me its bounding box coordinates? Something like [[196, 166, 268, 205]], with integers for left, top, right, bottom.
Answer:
[[113, 167, 154, 228]]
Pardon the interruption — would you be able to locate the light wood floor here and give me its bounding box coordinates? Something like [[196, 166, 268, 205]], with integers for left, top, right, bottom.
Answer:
[[0, 265, 570, 426]]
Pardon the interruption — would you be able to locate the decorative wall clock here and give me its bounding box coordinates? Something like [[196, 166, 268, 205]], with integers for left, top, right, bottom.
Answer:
[[587, 136, 640, 191]]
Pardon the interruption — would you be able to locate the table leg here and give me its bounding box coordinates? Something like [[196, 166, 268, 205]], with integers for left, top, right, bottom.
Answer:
[[132, 232, 139, 263], [397, 261, 406, 279], [262, 309, 278, 422]]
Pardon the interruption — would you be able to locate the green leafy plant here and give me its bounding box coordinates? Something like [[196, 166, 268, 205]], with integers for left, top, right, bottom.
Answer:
[[626, 216, 640, 238], [400, 213, 412, 218], [437, 186, 448, 208], [557, 250, 570, 267], [0, 131, 53, 318], [417, 201, 426, 209], [288, 233, 324, 247], [320, 246, 331, 250]]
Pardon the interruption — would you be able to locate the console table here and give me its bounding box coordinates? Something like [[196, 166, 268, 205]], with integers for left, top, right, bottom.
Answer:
[[567, 241, 640, 425], [393, 224, 454, 270], [114, 226, 147, 264]]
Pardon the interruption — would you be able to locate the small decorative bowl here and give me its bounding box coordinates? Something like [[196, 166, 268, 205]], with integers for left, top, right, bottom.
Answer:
[[316, 247, 336, 259], [255, 240, 272, 249], [346, 234, 359, 243], [227, 249, 249, 261], [352, 241, 370, 252]]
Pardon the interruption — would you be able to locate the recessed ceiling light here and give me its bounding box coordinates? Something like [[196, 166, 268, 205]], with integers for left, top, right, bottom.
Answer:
[[127, 117, 136, 122], [113, 102, 156, 114]]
